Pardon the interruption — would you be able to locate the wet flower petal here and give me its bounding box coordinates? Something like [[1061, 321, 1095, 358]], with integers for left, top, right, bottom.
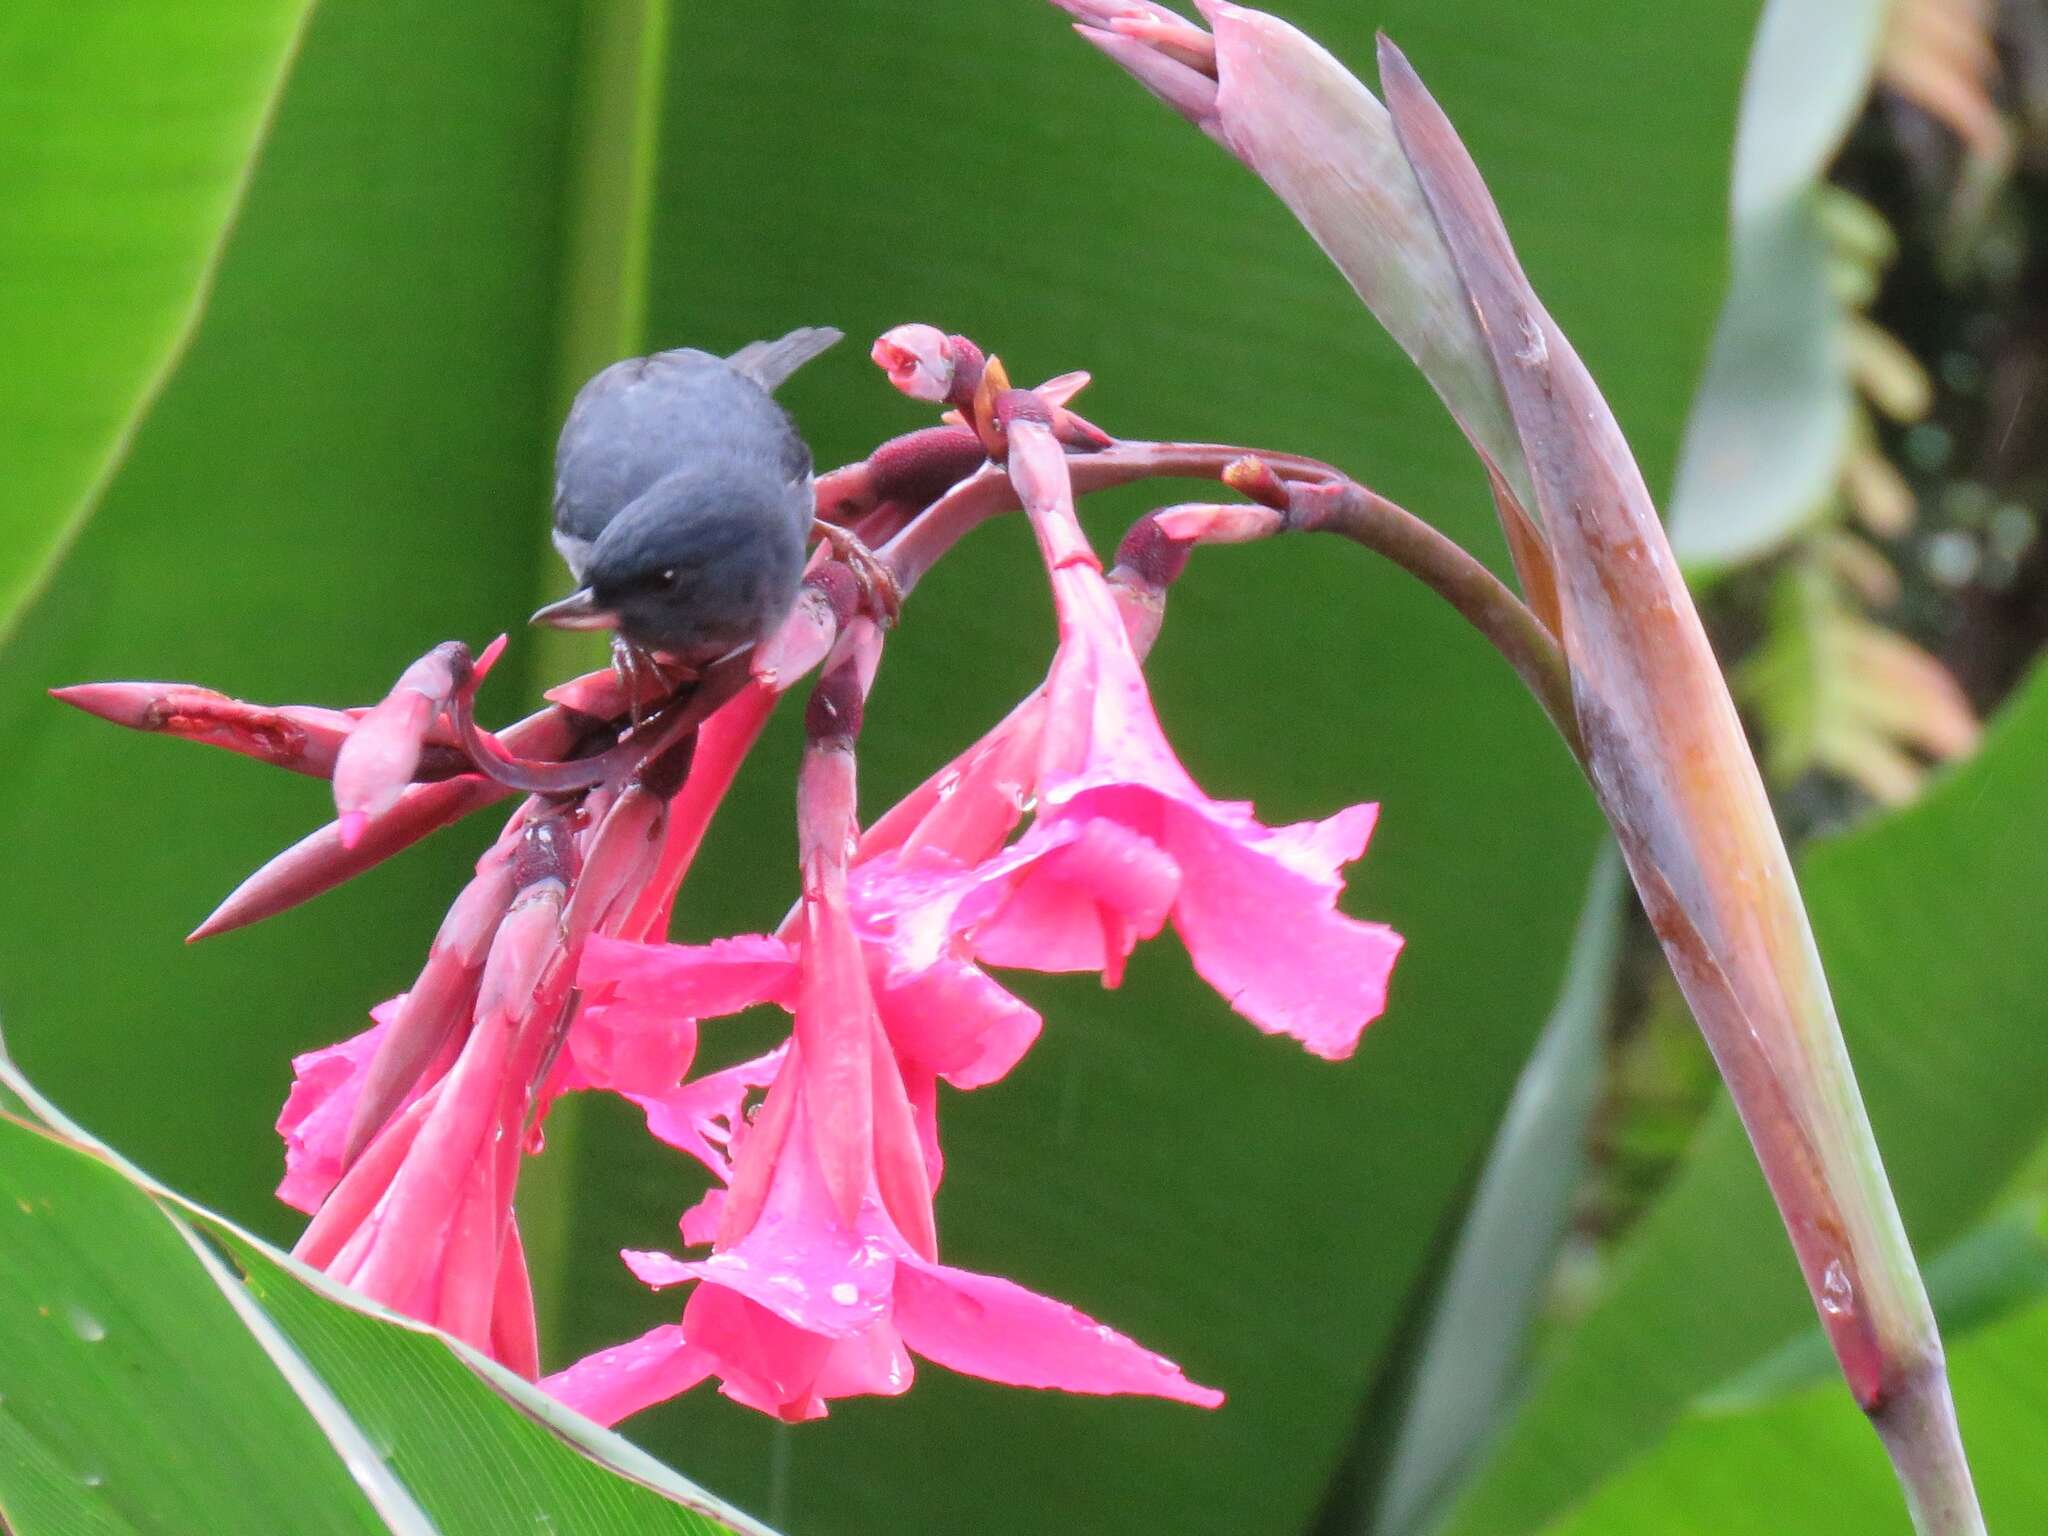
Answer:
[[893, 1257, 1223, 1408], [542, 1324, 716, 1428], [276, 1005, 397, 1214]]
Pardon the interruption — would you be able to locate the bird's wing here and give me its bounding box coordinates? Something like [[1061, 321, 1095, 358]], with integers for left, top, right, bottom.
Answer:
[[725, 326, 843, 392]]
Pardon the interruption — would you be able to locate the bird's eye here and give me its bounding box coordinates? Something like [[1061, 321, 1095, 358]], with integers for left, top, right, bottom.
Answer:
[[659, 567, 678, 586]]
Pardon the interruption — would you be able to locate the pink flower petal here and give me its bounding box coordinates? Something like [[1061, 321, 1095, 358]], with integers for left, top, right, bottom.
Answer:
[[1151, 794, 1402, 1059], [871, 951, 1042, 1090], [276, 1005, 397, 1214], [893, 1257, 1224, 1408], [869, 1016, 937, 1261], [630, 1047, 785, 1178], [576, 933, 796, 1022], [562, 1004, 697, 1097], [542, 1324, 715, 1428], [679, 1283, 838, 1421], [970, 817, 1180, 982], [791, 905, 875, 1228]]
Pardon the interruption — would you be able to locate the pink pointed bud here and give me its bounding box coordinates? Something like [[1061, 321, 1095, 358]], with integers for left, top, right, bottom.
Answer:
[[871, 325, 957, 403], [1108, 9, 1217, 72], [619, 684, 779, 941], [189, 696, 595, 942], [1035, 370, 1092, 408], [334, 642, 474, 843], [52, 683, 379, 781], [190, 775, 509, 940], [1049, 0, 1197, 29], [491, 1227, 541, 1380], [562, 788, 666, 949], [1150, 500, 1284, 544], [751, 580, 846, 689]]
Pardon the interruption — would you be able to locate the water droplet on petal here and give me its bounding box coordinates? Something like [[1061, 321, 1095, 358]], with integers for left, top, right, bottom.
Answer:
[[829, 1282, 859, 1306], [1820, 1259, 1854, 1317], [66, 1306, 106, 1343]]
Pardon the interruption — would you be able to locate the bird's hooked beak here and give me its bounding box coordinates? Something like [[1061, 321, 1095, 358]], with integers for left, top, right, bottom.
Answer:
[[529, 588, 620, 631]]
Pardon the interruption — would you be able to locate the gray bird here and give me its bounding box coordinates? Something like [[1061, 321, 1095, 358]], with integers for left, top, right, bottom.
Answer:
[[531, 327, 842, 664]]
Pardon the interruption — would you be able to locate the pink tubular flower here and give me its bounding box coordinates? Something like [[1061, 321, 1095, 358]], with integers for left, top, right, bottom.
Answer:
[[546, 1056, 1222, 1425], [549, 624, 1222, 1423], [883, 407, 1404, 1059]]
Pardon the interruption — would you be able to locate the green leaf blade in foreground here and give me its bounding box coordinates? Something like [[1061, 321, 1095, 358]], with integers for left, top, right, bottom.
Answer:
[[0, 1056, 781, 1536], [1442, 661, 2048, 1536], [0, 0, 313, 637], [0, 1113, 392, 1536], [198, 1220, 770, 1536]]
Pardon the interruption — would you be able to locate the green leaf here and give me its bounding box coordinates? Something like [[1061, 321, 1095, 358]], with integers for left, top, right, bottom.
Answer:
[[0, 0, 315, 638], [1666, 0, 1891, 571], [1441, 660, 2048, 1536], [1365, 849, 1627, 1536], [1539, 1288, 2048, 1535], [0, 0, 589, 1247], [0, 1111, 398, 1535], [0, 1049, 776, 1536]]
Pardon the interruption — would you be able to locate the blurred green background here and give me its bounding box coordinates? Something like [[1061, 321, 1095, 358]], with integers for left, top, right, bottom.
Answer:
[[2, 2, 2044, 1533]]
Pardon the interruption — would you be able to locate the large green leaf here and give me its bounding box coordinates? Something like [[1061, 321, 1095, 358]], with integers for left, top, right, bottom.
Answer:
[[1442, 660, 2048, 1536], [0, 0, 586, 1243], [0, 0, 314, 637], [0, 1051, 776, 1535], [0, 1112, 398, 1535], [1363, 851, 1627, 1536], [1540, 1274, 2048, 1534], [1666, 0, 1891, 570]]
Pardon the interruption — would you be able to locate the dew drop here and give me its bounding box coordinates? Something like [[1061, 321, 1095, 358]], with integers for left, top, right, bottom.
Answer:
[[1819, 1259, 1854, 1317], [829, 1282, 859, 1306], [80, 1469, 105, 1490], [66, 1306, 106, 1343]]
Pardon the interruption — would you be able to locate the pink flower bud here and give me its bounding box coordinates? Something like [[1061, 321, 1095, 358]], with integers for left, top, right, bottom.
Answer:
[[870, 324, 956, 403]]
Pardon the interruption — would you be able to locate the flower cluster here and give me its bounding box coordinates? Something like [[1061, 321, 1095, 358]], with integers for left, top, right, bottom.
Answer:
[[58, 325, 1401, 1425]]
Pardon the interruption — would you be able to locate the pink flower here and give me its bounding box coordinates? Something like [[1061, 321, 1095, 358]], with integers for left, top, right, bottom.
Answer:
[[275, 1002, 405, 1215], [868, 411, 1404, 1058], [279, 803, 704, 1378], [545, 1075, 1221, 1425], [1016, 540, 1401, 1057]]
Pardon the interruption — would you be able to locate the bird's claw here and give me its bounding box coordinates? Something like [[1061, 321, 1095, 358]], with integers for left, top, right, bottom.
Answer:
[[813, 520, 903, 627], [610, 638, 689, 731]]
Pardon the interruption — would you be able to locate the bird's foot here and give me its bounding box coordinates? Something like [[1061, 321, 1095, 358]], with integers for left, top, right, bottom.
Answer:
[[610, 638, 689, 731], [813, 520, 903, 627]]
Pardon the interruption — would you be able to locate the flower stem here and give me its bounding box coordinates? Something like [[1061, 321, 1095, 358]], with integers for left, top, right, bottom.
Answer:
[[1875, 1360, 1986, 1536], [1287, 479, 1582, 762]]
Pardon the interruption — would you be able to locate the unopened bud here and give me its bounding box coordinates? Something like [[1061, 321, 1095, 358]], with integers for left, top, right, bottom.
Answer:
[[871, 325, 956, 403]]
